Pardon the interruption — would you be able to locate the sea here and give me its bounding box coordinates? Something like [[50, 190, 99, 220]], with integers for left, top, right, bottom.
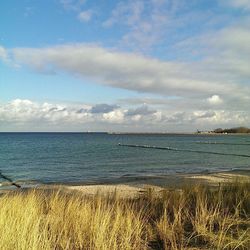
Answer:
[[0, 132, 249, 187]]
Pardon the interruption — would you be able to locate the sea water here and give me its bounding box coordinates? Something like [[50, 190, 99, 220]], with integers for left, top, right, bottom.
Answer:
[[0, 133, 249, 186]]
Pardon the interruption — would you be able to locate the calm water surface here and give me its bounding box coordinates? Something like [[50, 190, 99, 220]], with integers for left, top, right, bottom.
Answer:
[[0, 133, 249, 186]]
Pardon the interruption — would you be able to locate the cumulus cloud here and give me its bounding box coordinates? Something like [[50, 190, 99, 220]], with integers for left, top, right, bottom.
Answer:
[[207, 95, 223, 105], [60, 0, 93, 25], [90, 104, 119, 114], [0, 99, 249, 132], [126, 105, 156, 116], [191, 110, 249, 128], [102, 110, 124, 123], [78, 10, 93, 22], [193, 110, 216, 119], [165, 112, 186, 124], [0, 46, 8, 61], [0, 99, 91, 125]]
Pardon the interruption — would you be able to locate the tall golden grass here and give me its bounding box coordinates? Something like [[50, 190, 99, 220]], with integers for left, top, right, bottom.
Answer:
[[0, 181, 249, 249]]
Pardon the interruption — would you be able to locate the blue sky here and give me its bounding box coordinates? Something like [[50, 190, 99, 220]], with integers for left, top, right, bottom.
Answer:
[[1, 0, 250, 132]]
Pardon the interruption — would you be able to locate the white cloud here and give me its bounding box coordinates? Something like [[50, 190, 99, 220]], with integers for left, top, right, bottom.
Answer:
[[0, 99, 91, 125], [193, 110, 216, 119], [2, 1, 250, 132], [0, 99, 249, 132], [78, 10, 92, 22], [207, 95, 223, 105], [8, 44, 250, 101], [126, 105, 156, 116], [102, 110, 124, 123], [60, 0, 93, 24], [103, 1, 144, 27], [191, 110, 248, 126], [102, 0, 170, 50], [0, 46, 8, 61], [60, 0, 86, 11], [102, 0, 221, 52], [224, 0, 250, 11]]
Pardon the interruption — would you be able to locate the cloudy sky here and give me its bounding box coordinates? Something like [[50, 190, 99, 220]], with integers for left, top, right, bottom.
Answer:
[[1, 0, 250, 132]]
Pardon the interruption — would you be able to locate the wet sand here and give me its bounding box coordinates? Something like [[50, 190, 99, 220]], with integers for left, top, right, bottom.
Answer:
[[66, 170, 250, 197]]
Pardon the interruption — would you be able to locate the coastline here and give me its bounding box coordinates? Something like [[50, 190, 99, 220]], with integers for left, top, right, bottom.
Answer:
[[1, 169, 249, 196], [64, 170, 250, 197]]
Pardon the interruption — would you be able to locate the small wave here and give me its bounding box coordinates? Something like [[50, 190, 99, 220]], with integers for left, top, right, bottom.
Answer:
[[196, 141, 250, 146]]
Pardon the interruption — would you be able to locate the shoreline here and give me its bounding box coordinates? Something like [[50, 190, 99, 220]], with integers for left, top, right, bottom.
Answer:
[[65, 170, 250, 197], [1, 131, 250, 135], [0, 170, 244, 198], [2, 169, 249, 196], [57, 168, 250, 186]]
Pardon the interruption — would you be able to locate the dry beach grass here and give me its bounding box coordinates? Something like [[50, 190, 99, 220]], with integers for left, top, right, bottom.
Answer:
[[0, 180, 249, 249]]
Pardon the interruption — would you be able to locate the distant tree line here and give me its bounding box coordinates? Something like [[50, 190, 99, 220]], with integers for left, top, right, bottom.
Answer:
[[213, 127, 250, 133]]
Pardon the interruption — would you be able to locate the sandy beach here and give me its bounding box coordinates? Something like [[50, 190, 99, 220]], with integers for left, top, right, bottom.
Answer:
[[64, 170, 250, 197]]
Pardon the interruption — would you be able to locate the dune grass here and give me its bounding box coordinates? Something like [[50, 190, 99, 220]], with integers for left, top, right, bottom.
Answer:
[[0, 181, 249, 249]]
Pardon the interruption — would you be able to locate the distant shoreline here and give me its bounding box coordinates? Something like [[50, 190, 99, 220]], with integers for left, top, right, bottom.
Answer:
[[1, 131, 250, 135]]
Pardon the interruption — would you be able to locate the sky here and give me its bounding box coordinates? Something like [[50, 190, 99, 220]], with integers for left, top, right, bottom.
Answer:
[[0, 0, 250, 132]]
